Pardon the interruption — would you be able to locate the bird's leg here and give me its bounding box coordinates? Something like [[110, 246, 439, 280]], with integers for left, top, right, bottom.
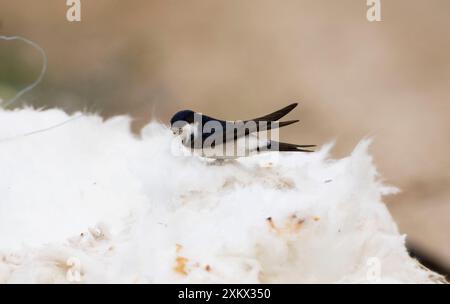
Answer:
[[205, 158, 231, 166]]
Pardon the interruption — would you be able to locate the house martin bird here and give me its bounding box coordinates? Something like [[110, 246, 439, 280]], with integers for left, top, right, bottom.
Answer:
[[170, 103, 315, 159]]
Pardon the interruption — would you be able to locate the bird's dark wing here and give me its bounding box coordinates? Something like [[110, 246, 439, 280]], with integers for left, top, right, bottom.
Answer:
[[246, 103, 298, 123], [222, 103, 300, 142], [197, 103, 301, 145]]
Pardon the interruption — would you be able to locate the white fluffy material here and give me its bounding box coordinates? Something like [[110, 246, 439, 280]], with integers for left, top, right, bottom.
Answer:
[[0, 108, 442, 283]]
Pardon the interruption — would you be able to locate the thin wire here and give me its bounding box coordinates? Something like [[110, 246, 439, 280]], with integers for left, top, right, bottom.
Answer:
[[0, 114, 84, 143], [0, 35, 84, 143], [0, 35, 48, 108]]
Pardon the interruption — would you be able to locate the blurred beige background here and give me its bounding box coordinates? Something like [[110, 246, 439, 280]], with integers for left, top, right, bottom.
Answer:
[[1, 0, 449, 272]]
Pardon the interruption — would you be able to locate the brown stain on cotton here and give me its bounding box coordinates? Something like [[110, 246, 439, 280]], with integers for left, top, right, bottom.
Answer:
[[173, 244, 189, 275], [276, 177, 296, 190], [174, 256, 189, 276], [266, 214, 306, 235], [173, 244, 212, 275]]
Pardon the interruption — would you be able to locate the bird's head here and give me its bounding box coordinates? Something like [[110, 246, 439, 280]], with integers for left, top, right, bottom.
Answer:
[[170, 110, 195, 135]]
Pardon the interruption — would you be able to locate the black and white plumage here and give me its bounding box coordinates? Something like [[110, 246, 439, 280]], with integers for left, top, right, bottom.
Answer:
[[169, 103, 315, 159]]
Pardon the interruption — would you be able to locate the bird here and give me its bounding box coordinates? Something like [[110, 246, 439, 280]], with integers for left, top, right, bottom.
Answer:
[[169, 103, 315, 159]]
